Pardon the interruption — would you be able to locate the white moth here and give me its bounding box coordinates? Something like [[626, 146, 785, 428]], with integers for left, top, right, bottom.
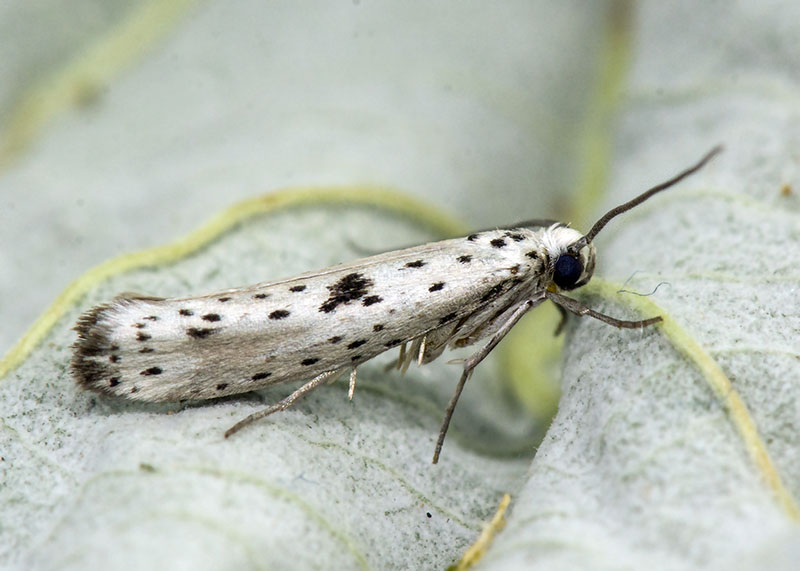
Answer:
[[72, 148, 720, 463]]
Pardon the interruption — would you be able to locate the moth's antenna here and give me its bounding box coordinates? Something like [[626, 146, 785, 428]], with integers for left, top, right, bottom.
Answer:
[[571, 146, 723, 252]]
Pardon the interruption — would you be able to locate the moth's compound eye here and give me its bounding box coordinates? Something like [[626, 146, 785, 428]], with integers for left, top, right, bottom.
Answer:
[[553, 255, 583, 290]]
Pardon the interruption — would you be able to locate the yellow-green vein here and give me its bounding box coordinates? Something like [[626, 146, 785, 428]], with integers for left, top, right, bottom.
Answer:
[[587, 277, 800, 521], [0, 0, 202, 167]]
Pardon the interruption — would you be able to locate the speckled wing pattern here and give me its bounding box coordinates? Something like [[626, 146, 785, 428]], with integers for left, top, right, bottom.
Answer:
[[72, 226, 561, 403]]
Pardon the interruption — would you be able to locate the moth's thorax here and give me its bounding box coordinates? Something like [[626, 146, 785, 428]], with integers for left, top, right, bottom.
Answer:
[[462, 225, 594, 292]]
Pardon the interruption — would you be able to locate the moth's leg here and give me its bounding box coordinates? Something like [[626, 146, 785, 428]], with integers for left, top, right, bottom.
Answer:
[[401, 337, 423, 374], [433, 299, 536, 464], [546, 290, 662, 329], [348, 368, 357, 400], [396, 342, 408, 370], [553, 303, 569, 336], [417, 334, 428, 366], [225, 369, 344, 438]]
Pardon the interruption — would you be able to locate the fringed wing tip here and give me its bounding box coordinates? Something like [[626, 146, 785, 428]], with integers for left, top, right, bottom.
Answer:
[[70, 302, 119, 395]]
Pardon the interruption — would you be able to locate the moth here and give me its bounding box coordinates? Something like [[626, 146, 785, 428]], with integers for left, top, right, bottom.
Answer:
[[72, 147, 720, 463]]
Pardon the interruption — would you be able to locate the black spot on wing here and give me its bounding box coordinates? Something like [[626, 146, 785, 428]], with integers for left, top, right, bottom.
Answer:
[[289, 285, 306, 292], [372, 324, 385, 332], [490, 238, 507, 248], [301, 358, 319, 366], [525, 251, 538, 259], [457, 255, 472, 264], [467, 233, 479, 241], [504, 232, 525, 242], [385, 339, 403, 348], [216, 383, 228, 391], [133, 323, 146, 329], [347, 339, 367, 349], [428, 282, 445, 292], [179, 308, 194, 316], [269, 309, 290, 320], [136, 332, 151, 342], [202, 313, 221, 322], [252, 372, 271, 381], [328, 336, 343, 344], [319, 273, 374, 313], [139, 347, 154, 353], [362, 295, 383, 306], [144, 315, 159, 321], [141, 367, 162, 376], [109, 378, 120, 387], [187, 327, 218, 339], [253, 293, 269, 299], [218, 297, 232, 302], [404, 260, 426, 268]]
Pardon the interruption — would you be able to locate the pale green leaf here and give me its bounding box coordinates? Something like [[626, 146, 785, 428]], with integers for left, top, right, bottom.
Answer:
[[2, 2, 799, 570]]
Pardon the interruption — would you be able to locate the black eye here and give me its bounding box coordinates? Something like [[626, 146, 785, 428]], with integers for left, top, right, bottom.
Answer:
[[553, 255, 583, 290]]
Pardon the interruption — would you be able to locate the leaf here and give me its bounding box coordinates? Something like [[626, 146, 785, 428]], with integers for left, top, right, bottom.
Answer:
[[3, 2, 799, 570]]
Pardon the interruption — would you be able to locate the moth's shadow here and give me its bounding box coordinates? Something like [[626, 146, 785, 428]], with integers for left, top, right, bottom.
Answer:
[[79, 357, 542, 461]]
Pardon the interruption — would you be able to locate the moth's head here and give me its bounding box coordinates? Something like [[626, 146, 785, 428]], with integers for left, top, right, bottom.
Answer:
[[543, 225, 596, 291], [544, 146, 723, 292], [536, 147, 724, 294]]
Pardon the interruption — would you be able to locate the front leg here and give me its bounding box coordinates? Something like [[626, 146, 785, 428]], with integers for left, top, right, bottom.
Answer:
[[545, 290, 662, 329], [432, 296, 541, 464]]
